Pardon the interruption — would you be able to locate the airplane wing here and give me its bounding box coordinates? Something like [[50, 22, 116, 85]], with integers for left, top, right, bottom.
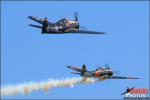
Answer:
[[108, 76, 139, 79], [55, 18, 66, 25], [66, 66, 82, 72], [28, 16, 53, 25], [68, 29, 105, 34], [121, 91, 128, 95], [121, 87, 135, 95]]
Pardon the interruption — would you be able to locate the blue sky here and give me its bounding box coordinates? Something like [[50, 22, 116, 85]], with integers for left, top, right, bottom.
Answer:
[[1, 1, 149, 99]]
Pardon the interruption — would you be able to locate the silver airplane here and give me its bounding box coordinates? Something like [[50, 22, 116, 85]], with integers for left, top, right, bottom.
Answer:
[[28, 13, 105, 34], [67, 64, 139, 80]]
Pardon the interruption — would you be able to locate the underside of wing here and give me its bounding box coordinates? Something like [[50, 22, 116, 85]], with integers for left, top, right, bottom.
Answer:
[[108, 76, 139, 79], [68, 29, 105, 34], [28, 16, 53, 25], [66, 66, 82, 72]]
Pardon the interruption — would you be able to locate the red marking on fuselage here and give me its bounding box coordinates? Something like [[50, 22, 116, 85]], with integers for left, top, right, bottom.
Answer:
[[95, 71, 100, 77]]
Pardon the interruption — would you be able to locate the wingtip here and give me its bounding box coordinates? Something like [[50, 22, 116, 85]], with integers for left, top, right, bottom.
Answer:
[[28, 24, 32, 26], [134, 77, 140, 79], [28, 16, 32, 18], [28, 16, 35, 19], [97, 32, 106, 34], [66, 66, 71, 68], [128, 77, 139, 79], [121, 92, 125, 95], [136, 78, 140, 79]]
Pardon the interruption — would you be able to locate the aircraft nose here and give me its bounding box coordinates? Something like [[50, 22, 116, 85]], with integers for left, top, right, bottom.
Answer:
[[110, 71, 113, 76], [75, 24, 79, 29]]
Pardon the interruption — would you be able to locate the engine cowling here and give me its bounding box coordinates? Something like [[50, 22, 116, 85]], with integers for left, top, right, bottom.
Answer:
[[75, 23, 79, 29]]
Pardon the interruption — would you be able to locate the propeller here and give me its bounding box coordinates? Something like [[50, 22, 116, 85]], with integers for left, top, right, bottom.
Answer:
[[113, 70, 120, 75], [44, 17, 47, 19], [97, 64, 99, 69], [104, 64, 120, 75], [74, 12, 78, 21], [105, 64, 110, 69], [74, 12, 88, 30], [80, 25, 88, 30]]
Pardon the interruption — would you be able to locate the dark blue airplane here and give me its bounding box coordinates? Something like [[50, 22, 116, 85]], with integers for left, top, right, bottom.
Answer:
[[28, 13, 105, 34]]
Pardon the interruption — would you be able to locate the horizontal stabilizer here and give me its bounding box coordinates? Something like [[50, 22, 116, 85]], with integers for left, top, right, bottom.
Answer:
[[28, 16, 54, 25], [29, 24, 42, 29], [71, 72, 80, 75], [66, 66, 82, 72]]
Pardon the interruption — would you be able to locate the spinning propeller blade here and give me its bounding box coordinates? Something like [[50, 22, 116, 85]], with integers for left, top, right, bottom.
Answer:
[[105, 64, 110, 69], [74, 12, 78, 21], [97, 64, 99, 69], [80, 25, 88, 30], [113, 70, 120, 75]]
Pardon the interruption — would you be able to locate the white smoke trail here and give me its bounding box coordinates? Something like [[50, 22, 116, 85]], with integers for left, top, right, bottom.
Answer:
[[1, 77, 100, 97]]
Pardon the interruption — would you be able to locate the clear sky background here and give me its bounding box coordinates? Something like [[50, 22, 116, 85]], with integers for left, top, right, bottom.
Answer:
[[1, 1, 149, 99]]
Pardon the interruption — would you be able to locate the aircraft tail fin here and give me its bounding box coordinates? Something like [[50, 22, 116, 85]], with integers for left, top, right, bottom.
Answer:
[[42, 19, 49, 33], [81, 64, 87, 75]]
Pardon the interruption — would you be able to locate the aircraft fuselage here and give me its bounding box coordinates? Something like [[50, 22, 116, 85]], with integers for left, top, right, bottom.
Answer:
[[42, 18, 79, 33]]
